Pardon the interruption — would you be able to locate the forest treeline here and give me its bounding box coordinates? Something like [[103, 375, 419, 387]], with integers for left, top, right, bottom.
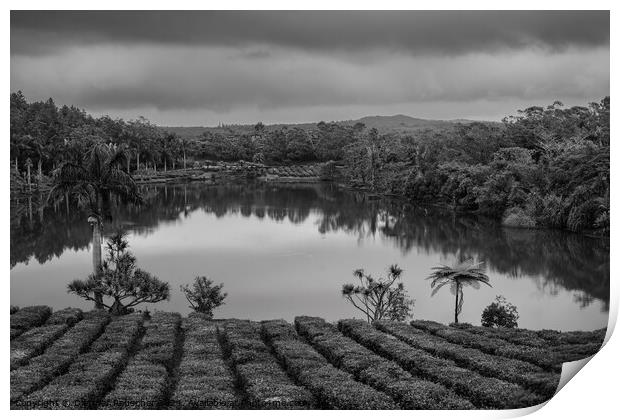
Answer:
[[10, 91, 609, 233]]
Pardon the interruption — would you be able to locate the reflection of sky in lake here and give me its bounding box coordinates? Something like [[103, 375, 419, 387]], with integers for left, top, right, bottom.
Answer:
[[10, 183, 609, 331]]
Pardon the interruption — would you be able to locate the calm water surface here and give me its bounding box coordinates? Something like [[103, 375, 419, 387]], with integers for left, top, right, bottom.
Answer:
[[11, 182, 609, 331]]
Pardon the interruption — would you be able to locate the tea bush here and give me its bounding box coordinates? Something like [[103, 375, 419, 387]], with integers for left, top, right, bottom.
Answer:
[[218, 320, 315, 409], [170, 316, 240, 409], [339, 319, 543, 408], [10, 306, 52, 338], [377, 320, 558, 397], [261, 319, 397, 409], [23, 314, 144, 409], [295, 316, 473, 409], [101, 312, 181, 409], [10, 311, 111, 404]]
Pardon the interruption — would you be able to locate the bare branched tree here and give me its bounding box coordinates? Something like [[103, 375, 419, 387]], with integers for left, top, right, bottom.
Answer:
[[342, 264, 414, 323]]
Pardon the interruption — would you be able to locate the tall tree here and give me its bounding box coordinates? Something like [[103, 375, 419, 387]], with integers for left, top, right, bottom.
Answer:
[[48, 142, 142, 308]]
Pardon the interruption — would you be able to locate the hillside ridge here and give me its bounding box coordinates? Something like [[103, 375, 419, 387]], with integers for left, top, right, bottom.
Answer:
[[161, 114, 491, 139]]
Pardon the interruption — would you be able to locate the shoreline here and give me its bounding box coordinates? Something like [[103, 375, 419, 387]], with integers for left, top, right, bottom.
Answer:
[[10, 163, 609, 239]]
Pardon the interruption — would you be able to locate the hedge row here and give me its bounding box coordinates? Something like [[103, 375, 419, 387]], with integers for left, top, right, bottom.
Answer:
[[410, 321, 559, 371], [218, 319, 316, 409], [548, 343, 603, 361], [88, 314, 144, 353], [267, 165, 319, 177], [261, 319, 398, 409], [451, 322, 606, 349], [20, 313, 145, 409], [11, 308, 84, 370], [376, 321, 559, 398], [421, 322, 603, 366], [295, 316, 473, 409], [11, 324, 71, 370], [170, 314, 241, 409], [46, 308, 84, 326], [536, 328, 606, 346], [101, 312, 182, 409], [10, 306, 52, 339], [497, 341, 597, 368], [10, 310, 111, 404], [339, 319, 544, 409], [450, 323, 550, 347]]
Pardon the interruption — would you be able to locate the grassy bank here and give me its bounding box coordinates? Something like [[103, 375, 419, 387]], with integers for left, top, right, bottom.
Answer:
[[10, 306, 606, 410]]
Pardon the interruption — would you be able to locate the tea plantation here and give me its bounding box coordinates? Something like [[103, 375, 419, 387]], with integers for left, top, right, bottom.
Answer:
[[10, 306, 606, 410]]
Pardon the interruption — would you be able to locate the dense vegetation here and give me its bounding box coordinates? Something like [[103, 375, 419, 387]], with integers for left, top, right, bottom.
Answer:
[[340, 99, 609, 234], [11, 92, 609, 233], [10, 92, 185, 177], [11, 307, 606, 409]]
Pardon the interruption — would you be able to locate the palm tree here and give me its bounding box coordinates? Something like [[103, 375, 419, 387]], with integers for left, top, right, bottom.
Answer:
[[48, 142, 142, 308], [427, 259, 491, 324]]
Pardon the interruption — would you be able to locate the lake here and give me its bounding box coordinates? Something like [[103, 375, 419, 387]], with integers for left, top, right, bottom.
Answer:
[[10, 181, 609, 331]]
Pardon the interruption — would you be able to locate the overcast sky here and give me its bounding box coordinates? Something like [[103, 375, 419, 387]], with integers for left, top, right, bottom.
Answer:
[[11, 11, 609, 126]]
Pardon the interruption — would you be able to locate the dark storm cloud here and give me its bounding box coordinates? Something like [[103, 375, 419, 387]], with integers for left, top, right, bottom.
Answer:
[[11, 10, 609, 56], [10, 10, 610, 125]]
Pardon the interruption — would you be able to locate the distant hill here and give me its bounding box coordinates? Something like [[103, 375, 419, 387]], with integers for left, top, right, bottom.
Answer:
[[161, 115, 488, 139], [342, 114, 479, 132]]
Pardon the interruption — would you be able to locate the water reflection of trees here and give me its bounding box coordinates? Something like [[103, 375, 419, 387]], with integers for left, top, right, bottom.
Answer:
[[11, 194, 92, 268], [11, 182, 608, 309]]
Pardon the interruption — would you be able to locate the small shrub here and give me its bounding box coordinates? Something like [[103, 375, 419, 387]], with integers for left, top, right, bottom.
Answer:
[[502, 207, 536, 228], [481, 296, 520, 328], [180, 276, 227, 318]]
